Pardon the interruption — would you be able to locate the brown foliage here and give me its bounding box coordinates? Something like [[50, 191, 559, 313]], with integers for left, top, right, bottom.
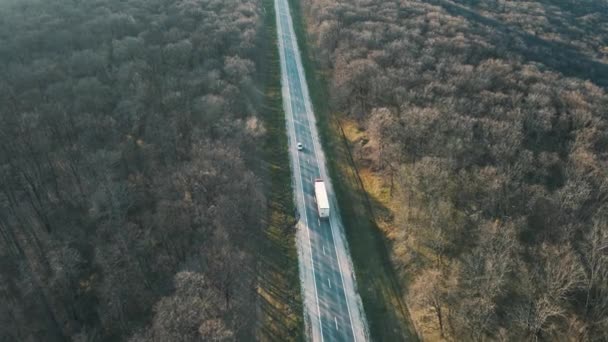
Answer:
[[302, 0, 608, 339]]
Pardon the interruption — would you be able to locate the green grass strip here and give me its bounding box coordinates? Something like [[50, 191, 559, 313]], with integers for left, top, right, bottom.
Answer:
[[284, 0, 420, 340]]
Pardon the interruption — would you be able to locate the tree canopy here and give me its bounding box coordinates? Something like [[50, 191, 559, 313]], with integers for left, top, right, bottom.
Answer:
[[302, 0, 608, 340], [0, 0, 267, 340]]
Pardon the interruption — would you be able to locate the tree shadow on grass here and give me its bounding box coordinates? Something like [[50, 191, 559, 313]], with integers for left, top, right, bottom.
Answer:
[[255, 200, 303, 342], [327, 120, 420, 341], [255, 0, 304, 336]]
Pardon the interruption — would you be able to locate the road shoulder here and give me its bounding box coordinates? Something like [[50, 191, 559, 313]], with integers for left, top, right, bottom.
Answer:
[[285, 0, 420, 340], [255, 0, 304, 339]]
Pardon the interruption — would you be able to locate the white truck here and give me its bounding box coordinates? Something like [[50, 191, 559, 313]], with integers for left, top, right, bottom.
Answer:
[[314, 179, 330, 218]]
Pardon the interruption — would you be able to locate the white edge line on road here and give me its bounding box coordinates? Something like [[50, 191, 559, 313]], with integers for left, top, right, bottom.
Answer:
[[275, 0, 324, 341], [282, 0, 359, 340]]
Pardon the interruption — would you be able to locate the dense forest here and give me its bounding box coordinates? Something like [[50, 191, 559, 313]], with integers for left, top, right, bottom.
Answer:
[[301, 0, 608, 340], [0, 0, 268, 340]]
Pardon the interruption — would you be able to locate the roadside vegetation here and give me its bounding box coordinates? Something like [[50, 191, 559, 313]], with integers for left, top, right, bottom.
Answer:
[[287, 0, 419, 340], [256, 0, 304, 339], [299, 0, 608, 340], [0, 0, 301, 340]]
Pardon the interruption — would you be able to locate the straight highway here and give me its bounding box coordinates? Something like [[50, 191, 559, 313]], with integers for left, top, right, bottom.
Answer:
[[274, 0, 370, 340]]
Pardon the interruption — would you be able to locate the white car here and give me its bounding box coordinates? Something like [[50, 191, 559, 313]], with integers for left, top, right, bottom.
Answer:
[[297, 142, 303, 151]]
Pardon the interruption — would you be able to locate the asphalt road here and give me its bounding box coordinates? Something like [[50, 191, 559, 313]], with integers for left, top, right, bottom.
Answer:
[[274, 0, 369, 341]]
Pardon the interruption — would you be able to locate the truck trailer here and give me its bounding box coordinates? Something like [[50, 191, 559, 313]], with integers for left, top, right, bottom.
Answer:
[[314, 179, 330, 218]]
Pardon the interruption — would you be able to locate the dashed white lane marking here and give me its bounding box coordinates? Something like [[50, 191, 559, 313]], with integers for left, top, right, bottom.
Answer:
[[275, 0, 323, 339], [284, 1, 358, 336], [328, 278, 332, 288], [323, 245, 326, 255], [335, 317, 339, 330]]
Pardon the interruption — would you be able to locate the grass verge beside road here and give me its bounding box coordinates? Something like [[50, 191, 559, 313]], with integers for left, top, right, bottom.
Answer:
[[256, 0, 304, 340], [285, 0, 419, 340]]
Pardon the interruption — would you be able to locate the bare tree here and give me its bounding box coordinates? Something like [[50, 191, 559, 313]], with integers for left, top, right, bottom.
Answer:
[[410, 268, 449, 337]]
